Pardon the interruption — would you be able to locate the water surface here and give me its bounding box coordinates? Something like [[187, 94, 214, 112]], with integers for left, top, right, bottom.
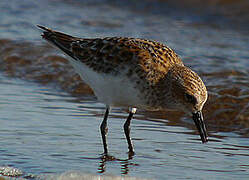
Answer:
[[0, 0, 248, 179]]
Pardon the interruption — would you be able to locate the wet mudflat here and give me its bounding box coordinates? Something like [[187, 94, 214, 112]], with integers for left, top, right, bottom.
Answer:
[[0, 0, 248, 179]]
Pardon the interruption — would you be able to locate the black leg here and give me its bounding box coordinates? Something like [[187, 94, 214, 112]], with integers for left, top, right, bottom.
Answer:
[[100, 108, 109, 154], [123, 108, 136, 154]]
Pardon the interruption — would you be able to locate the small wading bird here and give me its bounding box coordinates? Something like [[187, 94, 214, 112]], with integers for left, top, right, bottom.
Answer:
[[38, 25, 208, 156]]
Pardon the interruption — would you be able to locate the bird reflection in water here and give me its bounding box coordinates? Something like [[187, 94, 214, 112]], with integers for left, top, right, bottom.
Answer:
[[98, 153, 139, 174]]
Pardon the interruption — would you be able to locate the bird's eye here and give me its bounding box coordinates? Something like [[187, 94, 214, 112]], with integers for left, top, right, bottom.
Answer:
[[185, 93, 197, 104]]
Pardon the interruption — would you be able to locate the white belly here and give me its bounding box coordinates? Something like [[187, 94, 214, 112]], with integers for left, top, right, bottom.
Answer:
[[69, 59, 144, 108]]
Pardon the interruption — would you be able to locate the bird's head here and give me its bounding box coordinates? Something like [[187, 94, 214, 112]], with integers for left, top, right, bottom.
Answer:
[[165, 65, 208, 143]]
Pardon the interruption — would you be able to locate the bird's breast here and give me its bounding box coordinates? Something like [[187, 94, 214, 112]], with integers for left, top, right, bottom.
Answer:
[[69, 59, 145, 108]]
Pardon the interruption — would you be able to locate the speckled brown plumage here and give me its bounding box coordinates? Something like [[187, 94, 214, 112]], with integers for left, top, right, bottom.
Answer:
[[38, 25, 207, 109], [38, 26, 186, 107], [39, 27, 181, 75]]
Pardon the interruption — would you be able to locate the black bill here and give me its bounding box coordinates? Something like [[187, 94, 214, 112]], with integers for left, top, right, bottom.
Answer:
[[192, 111, 208, 143]]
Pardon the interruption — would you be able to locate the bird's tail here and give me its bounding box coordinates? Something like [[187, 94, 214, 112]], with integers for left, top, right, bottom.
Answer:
[[37, 25, 79, 58]]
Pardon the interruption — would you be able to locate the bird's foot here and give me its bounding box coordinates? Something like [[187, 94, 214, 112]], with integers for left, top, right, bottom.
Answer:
[[100, 152, 116, 161], [128, 150, 135, 159]]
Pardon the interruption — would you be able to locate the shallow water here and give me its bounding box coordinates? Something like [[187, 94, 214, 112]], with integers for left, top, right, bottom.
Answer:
[[0, 0, 249, 179]]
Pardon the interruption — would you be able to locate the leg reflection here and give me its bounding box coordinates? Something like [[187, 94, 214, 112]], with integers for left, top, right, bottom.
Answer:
[[98, 153, 137, 174], [98, 154, 116, 173]]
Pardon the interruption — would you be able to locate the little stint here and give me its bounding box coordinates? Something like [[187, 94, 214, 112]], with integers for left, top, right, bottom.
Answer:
[[38, 25, 208, 156]]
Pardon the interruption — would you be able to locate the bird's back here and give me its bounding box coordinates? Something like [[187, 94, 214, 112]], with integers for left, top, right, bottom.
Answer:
[[38, 25, 185, 108], [39, 26, 183, 80]]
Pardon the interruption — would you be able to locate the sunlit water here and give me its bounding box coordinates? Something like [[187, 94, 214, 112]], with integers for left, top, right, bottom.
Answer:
[[0, 0, 249, 179]]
